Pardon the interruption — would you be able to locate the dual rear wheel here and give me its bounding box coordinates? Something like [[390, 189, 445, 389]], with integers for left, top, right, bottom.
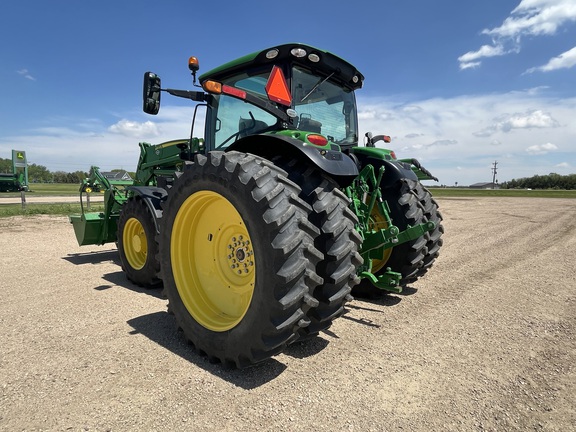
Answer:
[[159, 151, 326, 367], [117, 151, 441, 366]]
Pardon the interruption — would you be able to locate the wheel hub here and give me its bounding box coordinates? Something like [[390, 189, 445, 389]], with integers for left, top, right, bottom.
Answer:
[[226, 235, 254, 278], [131, 232, 143, 253]]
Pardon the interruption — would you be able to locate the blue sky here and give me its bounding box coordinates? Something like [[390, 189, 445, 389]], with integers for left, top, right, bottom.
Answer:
[[1, 0, 575, 186]]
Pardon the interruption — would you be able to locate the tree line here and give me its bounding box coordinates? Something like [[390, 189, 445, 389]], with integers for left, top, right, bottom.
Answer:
[[501, 173, 576, 190], [0, 158, 134, 184]]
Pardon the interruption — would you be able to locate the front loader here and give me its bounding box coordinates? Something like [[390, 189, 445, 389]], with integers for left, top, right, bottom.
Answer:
[[70, 43, 443, 367]]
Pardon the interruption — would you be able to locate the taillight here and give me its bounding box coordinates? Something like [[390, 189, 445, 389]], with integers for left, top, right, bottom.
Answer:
[[390, 151, 397, 159], [307, 134, 328, 146], [222, 85, 246, 99]]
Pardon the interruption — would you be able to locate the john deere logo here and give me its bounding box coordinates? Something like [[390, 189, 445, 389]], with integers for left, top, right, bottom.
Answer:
[[17, 152, 24, 159]]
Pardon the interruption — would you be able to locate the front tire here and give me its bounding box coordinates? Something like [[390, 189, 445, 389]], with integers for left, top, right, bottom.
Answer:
[[117, 197, 161, 287], [159, 151, 322, 367]]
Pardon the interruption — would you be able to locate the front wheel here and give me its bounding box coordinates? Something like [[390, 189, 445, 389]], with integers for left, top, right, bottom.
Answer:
[[159, 151, 322, 367], [117, 197, 161, 287]]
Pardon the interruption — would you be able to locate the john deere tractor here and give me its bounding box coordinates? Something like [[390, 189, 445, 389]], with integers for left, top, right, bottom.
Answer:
[[70, 43, 443, 367]]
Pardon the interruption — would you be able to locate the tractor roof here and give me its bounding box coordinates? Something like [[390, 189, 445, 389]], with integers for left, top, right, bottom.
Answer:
[[199, 43, 364, 91]]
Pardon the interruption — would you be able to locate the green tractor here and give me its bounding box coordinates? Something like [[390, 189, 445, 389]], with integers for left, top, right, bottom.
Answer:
[[70, 43, 443, 367]]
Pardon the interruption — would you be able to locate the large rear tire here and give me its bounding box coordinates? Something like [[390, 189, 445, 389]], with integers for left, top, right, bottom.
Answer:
[[272, 157, 362, 338], [159, 151, 322, 367], [117, 197, 161, 287], [413, 182, 444, 279]]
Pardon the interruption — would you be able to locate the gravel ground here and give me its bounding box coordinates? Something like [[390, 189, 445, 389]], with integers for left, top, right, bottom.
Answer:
[[1, 197, 575, 431]]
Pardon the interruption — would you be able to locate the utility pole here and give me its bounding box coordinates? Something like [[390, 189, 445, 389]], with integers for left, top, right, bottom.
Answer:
[[491, 161, 498, 189]]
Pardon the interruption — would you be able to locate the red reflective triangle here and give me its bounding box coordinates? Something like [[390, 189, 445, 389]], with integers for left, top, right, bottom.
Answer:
[[265, 66, 292, 106]]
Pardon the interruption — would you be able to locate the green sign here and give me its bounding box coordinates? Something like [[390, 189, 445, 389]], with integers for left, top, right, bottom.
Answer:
[[12, 149, 27, 167]]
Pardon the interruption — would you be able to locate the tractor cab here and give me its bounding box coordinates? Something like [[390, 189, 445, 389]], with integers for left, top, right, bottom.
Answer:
[[198, 44, 364, 152], [144, 44, 365, 154]]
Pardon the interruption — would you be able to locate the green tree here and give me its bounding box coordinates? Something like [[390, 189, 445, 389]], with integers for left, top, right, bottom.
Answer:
[[0, 157, 12, 173], [28, 163, 52, 183], [52, 171, 68, 183]]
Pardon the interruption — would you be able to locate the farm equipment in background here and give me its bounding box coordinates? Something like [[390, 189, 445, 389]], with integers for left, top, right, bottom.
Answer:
[[70, 43, 443, 367], [0, 150, 29, 192]]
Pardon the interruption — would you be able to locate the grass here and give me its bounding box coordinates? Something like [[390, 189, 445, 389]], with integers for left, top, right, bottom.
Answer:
[[16, 183, 79, 196], [0, 203, 105, 218], [428, 187, 576, 199]]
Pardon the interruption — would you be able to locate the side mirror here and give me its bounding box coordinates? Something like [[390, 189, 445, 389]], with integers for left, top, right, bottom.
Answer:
[[143, 72, 161, 115]]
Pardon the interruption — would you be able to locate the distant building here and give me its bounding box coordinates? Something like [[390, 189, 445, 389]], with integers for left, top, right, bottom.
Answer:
[[101, 170, 132, 181], [469, 182, 499, 189]]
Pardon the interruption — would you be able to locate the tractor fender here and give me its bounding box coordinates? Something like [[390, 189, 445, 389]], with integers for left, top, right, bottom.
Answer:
[[127, 186, 168, 233], [352, 152, 418, 189], [227, 134, 359, 187]]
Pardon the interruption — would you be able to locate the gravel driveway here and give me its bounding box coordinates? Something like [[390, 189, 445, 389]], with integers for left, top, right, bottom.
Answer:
[[1, 197, 575, 431]]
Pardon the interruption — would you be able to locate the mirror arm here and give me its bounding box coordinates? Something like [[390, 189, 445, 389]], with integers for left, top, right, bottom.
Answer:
[[164, 88, 206, 102]]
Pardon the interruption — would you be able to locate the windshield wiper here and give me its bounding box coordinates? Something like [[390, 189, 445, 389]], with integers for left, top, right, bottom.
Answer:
[[300, 72, 335, 102]]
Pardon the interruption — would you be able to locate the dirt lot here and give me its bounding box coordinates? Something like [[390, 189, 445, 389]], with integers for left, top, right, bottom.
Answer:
[[1, 197, 575, 431]]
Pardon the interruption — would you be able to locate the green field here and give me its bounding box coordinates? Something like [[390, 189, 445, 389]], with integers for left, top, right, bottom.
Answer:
[[0, 203, 105, 218], [428, 187, 576, 199], [0, 183, 101, 217], [3, 183, 79, 197]]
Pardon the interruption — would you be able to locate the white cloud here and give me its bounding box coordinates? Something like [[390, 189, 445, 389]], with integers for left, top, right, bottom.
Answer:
[[108, 119, 160, 138], [0, 106, 196, 172], [459, 61, 481, 70], [484, 0, 576, 38], [555, 162, 570, 168], [357, 89, 576, 185], [525, 45, 576, 73], [459, 0, 576, 69], [473, 109, 560, 137], [17, 69, 36, 81], [405, 133, 424, 139], [401, 105, 423, 115], [458, 44, 508, 70], [0, 93, 574, 187], [525, 142, 558, 154]]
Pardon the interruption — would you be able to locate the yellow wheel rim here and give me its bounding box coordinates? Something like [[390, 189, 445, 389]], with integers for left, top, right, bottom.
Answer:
[[370, 205, 393, 273], [171, 191, 256, 332], [123, 217, 147, 270]]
